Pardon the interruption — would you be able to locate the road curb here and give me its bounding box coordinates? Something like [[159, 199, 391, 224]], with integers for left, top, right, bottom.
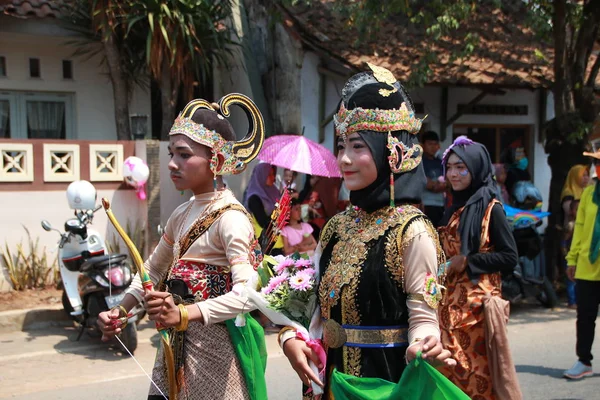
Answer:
[[0, 305, 71, 333]]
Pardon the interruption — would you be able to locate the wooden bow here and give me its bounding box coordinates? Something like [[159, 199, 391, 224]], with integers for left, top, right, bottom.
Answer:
[[102, 198, 177, 400]]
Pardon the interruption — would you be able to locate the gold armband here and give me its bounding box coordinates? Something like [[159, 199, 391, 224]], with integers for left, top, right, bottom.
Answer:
[[176, 304, 189, 332]]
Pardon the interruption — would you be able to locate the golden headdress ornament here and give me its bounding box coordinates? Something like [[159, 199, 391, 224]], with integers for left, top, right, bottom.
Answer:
[[169, 93, 265, 176], [334, 64, 426, 182]]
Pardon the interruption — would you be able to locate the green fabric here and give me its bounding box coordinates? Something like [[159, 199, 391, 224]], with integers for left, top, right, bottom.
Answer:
[[225, 315, 268, 400], [589, 182, 600, 264], [330, 355, 469, 400]]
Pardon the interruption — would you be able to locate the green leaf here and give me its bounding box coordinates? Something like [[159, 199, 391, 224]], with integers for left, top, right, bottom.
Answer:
[[161, 3, 172, 19], [160, 23, 171, 50], [148, 12, 155, 32]]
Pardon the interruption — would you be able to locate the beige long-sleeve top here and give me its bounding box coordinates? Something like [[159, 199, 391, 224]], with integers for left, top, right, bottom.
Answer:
[[280, 218, 441, 350], [403, 219, 442, 346], [126, 189, 256, 325]]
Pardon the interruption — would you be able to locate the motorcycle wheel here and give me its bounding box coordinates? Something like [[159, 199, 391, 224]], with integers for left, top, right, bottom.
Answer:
[[118, 322, 138, 355], [537, 277, 559, 308], [61, 291, 76, 320]]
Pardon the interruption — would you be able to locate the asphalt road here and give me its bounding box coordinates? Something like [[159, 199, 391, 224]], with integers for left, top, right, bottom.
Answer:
[[0, 302, 598, 400]]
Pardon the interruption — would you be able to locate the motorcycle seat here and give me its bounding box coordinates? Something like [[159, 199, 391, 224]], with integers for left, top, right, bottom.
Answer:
[[80, 254, 128, 272]]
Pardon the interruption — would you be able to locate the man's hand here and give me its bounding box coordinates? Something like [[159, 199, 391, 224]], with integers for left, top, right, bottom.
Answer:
[[566, 265, 576, 282], [145, 291, 181, 328], [283, 338, 324, 388]]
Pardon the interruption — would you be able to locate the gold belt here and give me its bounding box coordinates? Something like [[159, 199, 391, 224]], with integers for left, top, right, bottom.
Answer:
[[322, 319, 408, 349]]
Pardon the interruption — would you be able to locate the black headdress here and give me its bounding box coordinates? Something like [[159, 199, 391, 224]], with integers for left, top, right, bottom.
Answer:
[[334, 64, 426, 212]]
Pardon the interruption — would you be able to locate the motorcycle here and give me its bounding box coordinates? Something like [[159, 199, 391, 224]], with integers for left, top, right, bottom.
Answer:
[[501, 181, 559, 308], [41, 180, 143, 353]]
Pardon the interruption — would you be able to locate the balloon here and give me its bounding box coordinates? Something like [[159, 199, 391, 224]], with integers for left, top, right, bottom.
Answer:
[[123, 156, 149, 200]]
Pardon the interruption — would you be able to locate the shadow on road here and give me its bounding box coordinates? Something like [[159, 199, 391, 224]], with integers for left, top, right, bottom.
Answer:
[[508, 301, 577, 325], [516, 364, 600, 382], [22, 319, 160, 361]]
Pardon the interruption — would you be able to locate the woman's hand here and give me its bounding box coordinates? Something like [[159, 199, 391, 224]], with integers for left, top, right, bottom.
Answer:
[[98, 308, 122, 341], [447, 255, 467, 276], [406, 336, 456, 368], [145, 291, 181, 328], [282, 338, 324, 388]]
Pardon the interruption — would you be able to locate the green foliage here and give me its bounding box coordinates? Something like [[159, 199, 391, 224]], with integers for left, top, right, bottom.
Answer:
[[63, 0, 237, 101], [107, 220, 146, 274], [1, 227, 58, 291]]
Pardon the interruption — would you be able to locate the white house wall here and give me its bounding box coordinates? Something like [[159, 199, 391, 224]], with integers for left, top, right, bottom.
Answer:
[[0, 26, 151, 140]]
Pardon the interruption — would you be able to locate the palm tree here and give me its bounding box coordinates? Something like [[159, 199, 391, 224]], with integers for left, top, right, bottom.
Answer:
[[126, 0, 237, 139]]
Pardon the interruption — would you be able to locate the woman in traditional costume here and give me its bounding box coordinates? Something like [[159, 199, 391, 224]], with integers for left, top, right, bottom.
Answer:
[[279, 65, 455, 399], [439, 136, 520, 399], [98, 94, 267, 400]]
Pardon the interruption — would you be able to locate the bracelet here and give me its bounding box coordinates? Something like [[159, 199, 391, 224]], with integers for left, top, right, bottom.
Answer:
[[175, 304, 189, 332], [111, 305, 128, 318], [277, 326, 296, 346]]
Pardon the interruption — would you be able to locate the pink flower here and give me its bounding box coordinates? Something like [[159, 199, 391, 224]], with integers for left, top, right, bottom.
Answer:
[[274, 257, 295, 274], [289, 271, 313, 291], [262, 275, 287, 294], [294, 259, 313, 269], [301, 267, 316, 277]]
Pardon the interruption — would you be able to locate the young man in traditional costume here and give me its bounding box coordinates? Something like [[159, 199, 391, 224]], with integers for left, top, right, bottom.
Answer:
[[98, 94, 267, 400]]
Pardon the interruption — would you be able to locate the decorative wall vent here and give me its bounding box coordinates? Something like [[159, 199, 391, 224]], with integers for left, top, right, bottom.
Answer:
[[0, 143, 34, 182], [43, 143, 80, 182], [89, 144, 123, 181]]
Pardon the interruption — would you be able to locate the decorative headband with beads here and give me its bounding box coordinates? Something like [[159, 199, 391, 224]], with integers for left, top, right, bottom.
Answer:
[[334, 102, 424, 139], [169, 93, 265, 176], [334, 101, 425, 174]]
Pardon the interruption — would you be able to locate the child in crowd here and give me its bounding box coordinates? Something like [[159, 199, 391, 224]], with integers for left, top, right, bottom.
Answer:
[[280, 199, 318, 257]]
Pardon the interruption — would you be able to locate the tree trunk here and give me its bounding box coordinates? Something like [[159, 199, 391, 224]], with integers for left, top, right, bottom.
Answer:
[[159, 59, 178, 141], [544, 113, 588, 282], [552, 0, 573, 116], [103, 32, 131, 141]]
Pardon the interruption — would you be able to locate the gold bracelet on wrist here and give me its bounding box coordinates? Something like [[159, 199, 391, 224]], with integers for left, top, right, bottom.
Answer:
[[175, 304, 189, 332], [111, 305, 128, 318], [277, 326, 296, 345]]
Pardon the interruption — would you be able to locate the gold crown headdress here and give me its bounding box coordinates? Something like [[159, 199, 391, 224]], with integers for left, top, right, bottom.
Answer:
[[334, 64, 426, 207], [169, 93, 265, 177]]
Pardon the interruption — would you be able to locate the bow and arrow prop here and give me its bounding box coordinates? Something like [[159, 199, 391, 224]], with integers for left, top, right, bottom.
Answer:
[[102, 198, 177, 400]]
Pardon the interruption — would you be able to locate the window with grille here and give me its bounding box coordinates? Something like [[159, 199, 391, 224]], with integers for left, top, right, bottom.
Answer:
[[0, 91, 74, 139]]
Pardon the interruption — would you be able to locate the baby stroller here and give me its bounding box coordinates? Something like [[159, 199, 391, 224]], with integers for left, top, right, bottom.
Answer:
[[501, 181, 559, 308]]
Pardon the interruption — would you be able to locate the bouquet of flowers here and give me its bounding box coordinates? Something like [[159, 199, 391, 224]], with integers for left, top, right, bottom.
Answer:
[[245, 252, 325, 395]]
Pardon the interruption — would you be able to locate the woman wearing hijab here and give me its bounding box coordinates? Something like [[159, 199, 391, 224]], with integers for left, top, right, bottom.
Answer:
[[561, 165, 590, 308], [278, 65, 459, 399], [243, 163, 284, 255], [439, 136, 520, 399]]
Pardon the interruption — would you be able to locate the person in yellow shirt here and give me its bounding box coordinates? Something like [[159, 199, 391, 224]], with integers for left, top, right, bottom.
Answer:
[[564, 150, 600, 380]]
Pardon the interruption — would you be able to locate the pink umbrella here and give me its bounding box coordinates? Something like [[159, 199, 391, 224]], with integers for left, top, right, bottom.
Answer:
[[258, 135, 341, 178]]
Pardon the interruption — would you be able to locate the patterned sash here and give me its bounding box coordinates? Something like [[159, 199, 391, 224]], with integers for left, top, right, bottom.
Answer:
[[176, 203, 249, 260]]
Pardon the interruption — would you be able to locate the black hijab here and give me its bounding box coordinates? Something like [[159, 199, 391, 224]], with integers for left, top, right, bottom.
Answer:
[[342, 78, 425, 212], [441, 136, 497, 256]]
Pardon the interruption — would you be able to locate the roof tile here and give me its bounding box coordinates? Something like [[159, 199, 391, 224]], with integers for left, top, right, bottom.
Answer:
[[284, 1, 557, 88], [0, 0, 61, 19]]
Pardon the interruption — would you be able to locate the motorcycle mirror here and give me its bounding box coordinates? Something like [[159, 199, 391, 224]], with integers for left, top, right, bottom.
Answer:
[[41, 220, 53, 231]]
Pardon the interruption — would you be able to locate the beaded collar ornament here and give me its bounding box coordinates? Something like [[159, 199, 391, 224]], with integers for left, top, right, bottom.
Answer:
[[169, 93, 265, 177]]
